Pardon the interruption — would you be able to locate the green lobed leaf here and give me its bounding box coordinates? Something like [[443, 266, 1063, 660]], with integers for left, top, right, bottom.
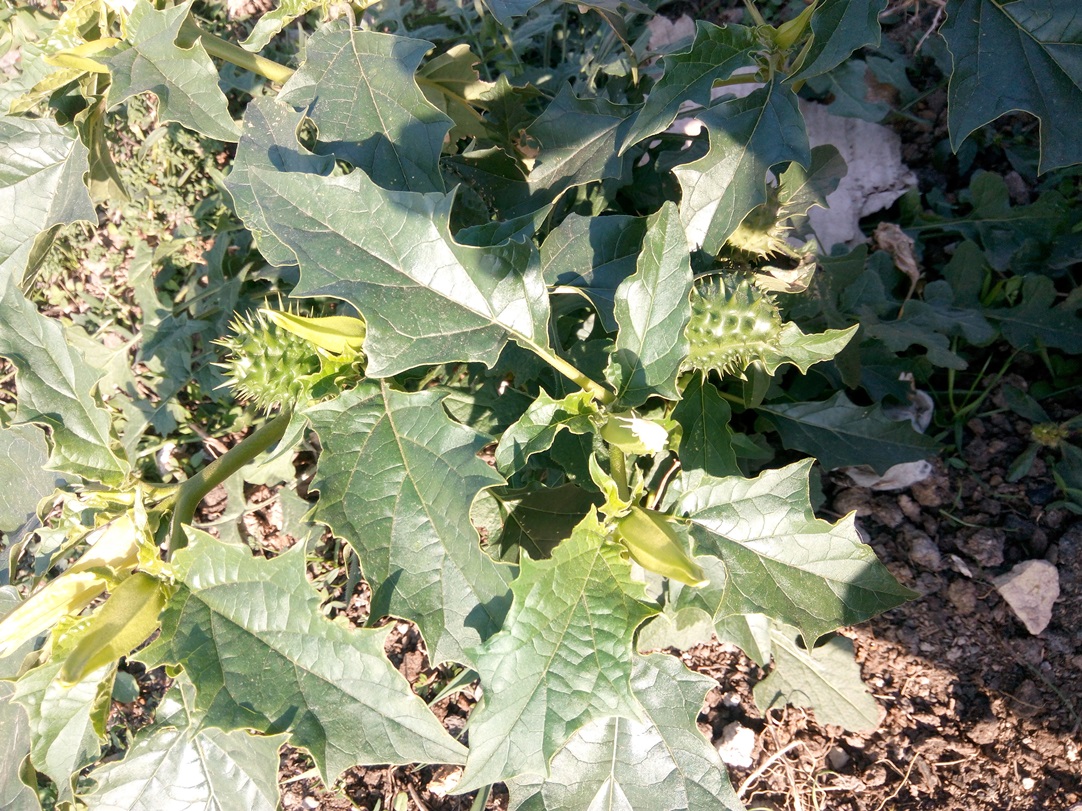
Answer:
[[445, 85, 637, 220], [77, 99, 130, 204], [508, 653, 742, 811], [481, 0, 545, 27], [278, 26, 451, 192], [103, 0, 239, 142], [861, 282, 996, 370], [444, 146, 531, 221], [671, 372, 739, 478], [758, 391, 940, 474], [225, 97, 334, 268], [541, 213, 646, 332], [758, 323, 859, 375], [636, 602, 718, 655], [473, 74, 544, 155], [417, 44, 494, 144], [242, 0, 327, 52], [495, 389, 598, 477], [622, 21, 758, 151], [907, 173, 1068, 272], [13, 660, 114, 803], [712, 612, 773, 667], [457, 513, 658, 792], [985, 274, 1082, 353], [804, 60, 891, 122], [0, 275, 129, 484], [307, 381, 513, 666], [489, 484, 600, 562], [0, 681, 39, 811], [775, 144, 848, 221], [753, 624, 883, 732], [942, 0, 1082, 173], [83, 675, 285, 811], [607, 201, 693, 406], [0, 116, 96, 284], [0, 424, 64, 536], [245, 156, 552, 377], [139, 531, 467, 782], [673, 460, 914, 644], [791, 0, 888, 81], [674, 78, 810, 254]]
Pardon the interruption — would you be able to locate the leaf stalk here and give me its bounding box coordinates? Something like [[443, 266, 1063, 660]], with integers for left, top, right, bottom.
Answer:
[[526, 341, 615, 405]]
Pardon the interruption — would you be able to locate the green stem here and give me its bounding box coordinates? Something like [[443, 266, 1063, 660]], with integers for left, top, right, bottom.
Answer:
[[716, 389, 744, 406], [168, 411, 292, 556], [526, 341, 616, 405], [609, 447, 630, 502], [180, 20, 296, 85]]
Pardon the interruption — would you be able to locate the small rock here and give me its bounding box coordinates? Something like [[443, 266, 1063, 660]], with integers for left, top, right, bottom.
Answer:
[[966, 719, 999, 746], [302, 797, 319, 810], [994, 559, 1060, 635], [428, 766, 462, 797], [834, 488, 873, 517], [947, 579, 978, 614], [1011, 680, 1042, 719], [871, 499, 905, 528], [646, 13, 695, 51], [827, 746, 850, 770], [911, 476, 946, 508], [908, 531, 943, 571], [898, 494, 922, 522], [915, 572, 944, 595], [1004, 170, 1031, 204], [716, 721, 756, 768], [959, 527, 1005, 567]]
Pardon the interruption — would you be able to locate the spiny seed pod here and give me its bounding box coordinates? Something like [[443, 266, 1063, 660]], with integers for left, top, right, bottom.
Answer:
[[683, 275, 783, 377], [217, 310, 323, 412], [725, 204, 795, 260]]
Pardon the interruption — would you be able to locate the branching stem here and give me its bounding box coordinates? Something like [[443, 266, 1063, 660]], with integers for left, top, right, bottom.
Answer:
[[527, 341, 616, 405], [167, 410, 292, 556], [181, 20, 296, 85], [609, 446, 630, 501]]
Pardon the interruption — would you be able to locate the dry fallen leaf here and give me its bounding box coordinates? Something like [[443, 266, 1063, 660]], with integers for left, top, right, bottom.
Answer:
[[646, 14, 696, 52], [874, 222, 920, 288]]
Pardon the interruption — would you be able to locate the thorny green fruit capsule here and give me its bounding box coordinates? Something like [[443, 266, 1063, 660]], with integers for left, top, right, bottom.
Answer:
[[615, 506, 708, 587], [683, 276, 783, 377], [217, 309, 323, 412]]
